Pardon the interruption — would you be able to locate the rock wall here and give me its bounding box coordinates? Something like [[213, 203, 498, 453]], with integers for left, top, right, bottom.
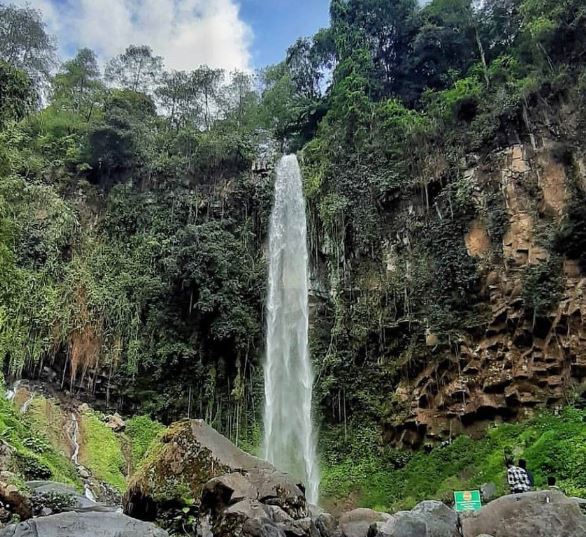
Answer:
[[381, 141, 585, 447]]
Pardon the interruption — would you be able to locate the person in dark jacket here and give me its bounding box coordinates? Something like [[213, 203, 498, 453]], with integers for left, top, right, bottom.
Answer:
[[506, 459, 531, 494]]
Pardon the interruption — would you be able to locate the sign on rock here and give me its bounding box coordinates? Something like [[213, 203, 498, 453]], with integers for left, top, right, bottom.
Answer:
[[454, 490, 482, 512]]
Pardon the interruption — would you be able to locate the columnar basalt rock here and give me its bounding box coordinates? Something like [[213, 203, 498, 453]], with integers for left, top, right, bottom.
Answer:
[[384, 142, 586, 447]]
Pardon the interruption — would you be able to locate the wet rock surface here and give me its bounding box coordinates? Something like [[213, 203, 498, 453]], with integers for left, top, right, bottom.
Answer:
[[26, 481, 116, 515]]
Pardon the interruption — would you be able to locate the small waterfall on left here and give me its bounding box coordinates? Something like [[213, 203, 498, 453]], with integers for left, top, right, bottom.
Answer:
[[263, 154, 320, 504]]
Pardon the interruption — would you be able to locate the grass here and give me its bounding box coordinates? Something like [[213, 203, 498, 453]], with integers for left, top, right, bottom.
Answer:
[[125, 415, 164, 469], [0, 384, 80, 488], [1, 380, 169, 494], [320, 407, 586, 512], [78, 410, 127, 491]]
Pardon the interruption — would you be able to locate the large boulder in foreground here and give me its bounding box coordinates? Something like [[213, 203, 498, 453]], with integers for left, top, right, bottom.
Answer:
[[124, 420, 306, 521], [461, 490, 586, 537], [339, 508, 392, 537], [0, 511, 168, 536], [368, 501, 460, 537]]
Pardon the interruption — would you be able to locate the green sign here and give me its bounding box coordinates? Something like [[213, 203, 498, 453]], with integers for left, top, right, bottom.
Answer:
[[453, 490, 482, 512]]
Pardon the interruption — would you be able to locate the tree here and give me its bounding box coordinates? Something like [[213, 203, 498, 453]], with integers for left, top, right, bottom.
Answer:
[[222, 70, 258, 130], [0, 60, 34, 128], [191, 66, 224, 130], [105, 45, 163, 94], [87, 89, 157, 183], [478, 0, 523, 60], [520, 0, 586, 66], [411, 0, 483, 92], [286, 28, 336, 100], [0, 4, 56, 88], [52, 48, 104, 119], [155, 70, 202, 129], [330, 0, 419, 101], [257, 63, 301, 141]]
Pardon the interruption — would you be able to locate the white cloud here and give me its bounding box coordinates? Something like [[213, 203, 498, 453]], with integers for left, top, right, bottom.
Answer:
[[14, 0, 253, 71]]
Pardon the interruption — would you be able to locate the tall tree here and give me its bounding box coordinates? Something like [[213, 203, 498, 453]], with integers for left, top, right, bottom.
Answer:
[[52, 48, 103, 119], [330, 0, 419, 101], [156, 70, 202, 129], [222, 70, 258, 129], [478, 0, 522, 60], [0, 4, 56, 87], [411, 0, 484, 92], [286, 28, 336, 100], [0, 60, 34, 128], [105, 45, 163, 94], [191, 66, 224, 130]]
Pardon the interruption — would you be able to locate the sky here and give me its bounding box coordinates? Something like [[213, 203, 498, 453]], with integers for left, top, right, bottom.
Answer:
[[12, 0, 331, 71]]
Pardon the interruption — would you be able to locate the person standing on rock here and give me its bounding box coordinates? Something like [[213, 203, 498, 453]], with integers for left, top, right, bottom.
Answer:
[[518, 459, 534, 489], [506, 459, 531, 494]]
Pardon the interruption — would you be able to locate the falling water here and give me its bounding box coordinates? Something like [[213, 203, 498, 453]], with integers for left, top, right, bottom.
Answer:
[[263, 154, 320, 504]]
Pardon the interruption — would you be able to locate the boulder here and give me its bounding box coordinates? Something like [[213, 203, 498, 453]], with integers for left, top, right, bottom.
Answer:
[[339, 508, 392, 537], [368, 514, 426, 537], [213, 499, 278, 537], [411, 500, 459, 536], [368, 501, 459, 537], [105, 413, 125, 432], [202, 473, 259, 514], [0, 480, 31, 521], [25, 480, 117, 515], [314, 512, 340, 537], [208, 494, 323, 537], [125, 420, 306, 521], [461, 490, 586, 537], [480, 483, 498, 503], [0, 511, 168, 536]]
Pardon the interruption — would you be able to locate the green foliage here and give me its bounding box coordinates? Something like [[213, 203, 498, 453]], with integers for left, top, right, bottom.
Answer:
[[0, 1, 585, 513], [125, 415, 164, 468], [79, 410, 127, 491], [0, 61, 35, 128], [0, 385, 80, 487], [321, 407, 586, 510], [0, 4, 56, 86], [522, 256, 564, 318], [555, 190, 586, 271]]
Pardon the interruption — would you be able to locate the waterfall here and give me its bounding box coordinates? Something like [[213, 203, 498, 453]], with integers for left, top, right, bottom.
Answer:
[[263, 154, 320, 504]]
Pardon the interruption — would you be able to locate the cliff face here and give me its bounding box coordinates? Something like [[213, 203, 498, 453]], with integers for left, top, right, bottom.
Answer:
[[305, 90, 586, 448], [384, 142, 585, 447]]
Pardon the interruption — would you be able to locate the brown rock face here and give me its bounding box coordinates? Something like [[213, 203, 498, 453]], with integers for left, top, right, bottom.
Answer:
[[465, 220, 492, 258], [385, 142, 586, 447], [0, 479, 31, 520]]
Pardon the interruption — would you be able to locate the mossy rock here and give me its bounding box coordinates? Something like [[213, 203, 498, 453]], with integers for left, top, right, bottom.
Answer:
[[124, 420, 280, 520]]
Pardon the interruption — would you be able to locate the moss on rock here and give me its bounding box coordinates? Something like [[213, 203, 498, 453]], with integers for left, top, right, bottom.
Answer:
[[78, 409, 127, 492]]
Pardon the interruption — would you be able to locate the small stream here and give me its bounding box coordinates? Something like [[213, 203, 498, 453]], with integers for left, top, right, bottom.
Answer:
[[69, 413, 80, 465], [5, 380, 21, 401], [20, 392, 35, 414]]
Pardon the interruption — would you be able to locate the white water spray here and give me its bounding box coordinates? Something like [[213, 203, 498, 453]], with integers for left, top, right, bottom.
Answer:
[[263, 154, 320, 504]]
